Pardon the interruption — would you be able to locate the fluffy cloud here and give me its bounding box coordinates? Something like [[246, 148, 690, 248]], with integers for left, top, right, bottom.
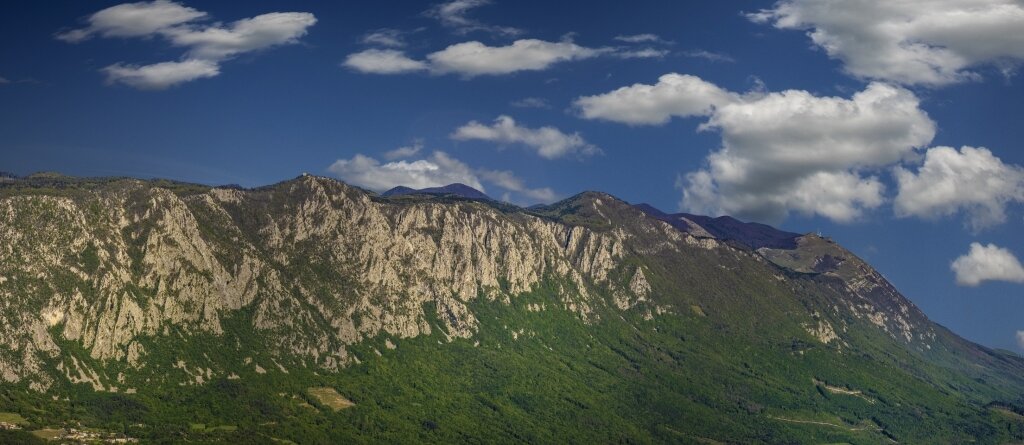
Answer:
[[102, 59, 219, 89], [748, 0, 1024, 86], [452, 115, 600, 159], [383, 140, 424, 160], [425, 0, 521, 36], [163, 12, 316, 60], [58, 1, 316, 89], [687, 82, 934, 222], [895, 146, 1024, 231], [56, 0, 206, 42], [327, 151, 558, 204], [951, 242, 1024, 286], [574, 73, 739, 126], [427, 39, 605, 77], [681, 169, 886, 224], [343, 37, 675, 77], [1017, 331, 1024, 350], [343, 49, 427, 74], [345, 38, 613, 77], [328, 151, 484, 192], [579, 74, 936, 222]]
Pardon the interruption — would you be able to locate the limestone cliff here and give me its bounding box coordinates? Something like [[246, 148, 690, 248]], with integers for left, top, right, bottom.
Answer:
[[0, 176, 657, 391]]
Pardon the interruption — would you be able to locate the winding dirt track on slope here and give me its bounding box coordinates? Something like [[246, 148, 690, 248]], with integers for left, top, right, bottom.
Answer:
[[767, 416, 898, 443], [768, 415, 872, 431]]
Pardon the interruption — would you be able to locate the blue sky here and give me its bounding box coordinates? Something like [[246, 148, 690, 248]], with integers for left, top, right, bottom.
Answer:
[[1, 0, 1023, 351]]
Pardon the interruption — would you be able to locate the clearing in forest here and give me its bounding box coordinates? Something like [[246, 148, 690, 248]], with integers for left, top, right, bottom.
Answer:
[[307, 387, 355, 411]]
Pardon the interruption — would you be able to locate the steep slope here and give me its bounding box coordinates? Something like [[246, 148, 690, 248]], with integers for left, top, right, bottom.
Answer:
[[0, 175, 1020, 444], [759, 234, 1024, 397], [0, 175, 619, 387]]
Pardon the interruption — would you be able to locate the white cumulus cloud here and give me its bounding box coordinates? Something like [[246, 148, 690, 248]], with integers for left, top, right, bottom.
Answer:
[[951, 242, 1024, 286], [574, 73, 738, 125], [56, 0, 206, 42], [343, 49, 428, 74], [163, 12, 316, 60], [343, 37, 670, 78], [578, 74, 936, 223], [686, 82, 935, 223], [748, 0, 1024, 86], [1017, 331, 1024, 350], [427, 39, 605, 77], [344, 38, 610, 77], [102, 59, 219, 90], [58, 1, 316, 89], [328, 151, 484, 192], [452, 115, 600, 160], [327, 151, 558, 204], [895, 146, 1024, 231]]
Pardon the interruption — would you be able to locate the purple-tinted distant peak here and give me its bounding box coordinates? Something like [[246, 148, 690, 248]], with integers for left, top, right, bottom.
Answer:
[[382, 183, 491, 201], [634, 203, 800, 250]]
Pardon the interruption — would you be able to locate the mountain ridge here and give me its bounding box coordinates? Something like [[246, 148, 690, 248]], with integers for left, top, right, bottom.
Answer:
[[634, 202, 801, 249], [0, 173, 1021, 443], [380, 182, 491, 201]]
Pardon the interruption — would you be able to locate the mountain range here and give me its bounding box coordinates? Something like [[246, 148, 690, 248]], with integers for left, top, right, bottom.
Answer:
[[0, 173, 1021, 444], [381, 183, 492, 201]]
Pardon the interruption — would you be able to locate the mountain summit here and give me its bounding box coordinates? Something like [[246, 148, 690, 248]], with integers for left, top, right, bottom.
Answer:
[[634, 203, 801, 249], [381, 183, 490, 200], [0, 174, 1020, 443]]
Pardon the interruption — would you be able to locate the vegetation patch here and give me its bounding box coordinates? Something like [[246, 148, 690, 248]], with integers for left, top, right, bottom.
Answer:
[[30, 428, 61, 440], [190, 423, 238, 433], [306, 387, 355, 411], [991, 405, 1024, 420], [0, 412, 28, 426]]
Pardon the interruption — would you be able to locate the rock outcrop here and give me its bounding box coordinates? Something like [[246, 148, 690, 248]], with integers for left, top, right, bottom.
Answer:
[[0, 176, 644, 391]]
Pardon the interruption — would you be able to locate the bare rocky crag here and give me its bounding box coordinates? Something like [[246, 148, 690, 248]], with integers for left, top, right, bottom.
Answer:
[[0, 173, 1018, 400], [0, 175, 651, 392]]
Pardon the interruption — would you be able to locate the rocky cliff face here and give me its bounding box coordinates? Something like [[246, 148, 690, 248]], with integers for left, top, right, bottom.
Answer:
[[0, 176, 661, 392], [0, 174, 1015, 400]]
